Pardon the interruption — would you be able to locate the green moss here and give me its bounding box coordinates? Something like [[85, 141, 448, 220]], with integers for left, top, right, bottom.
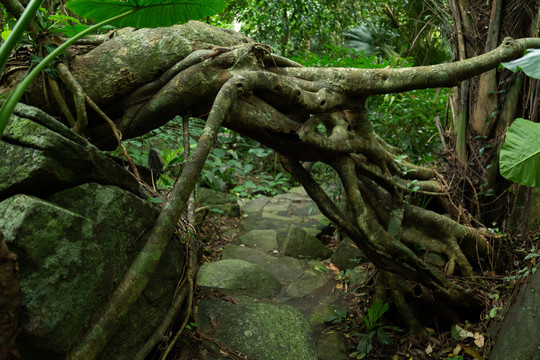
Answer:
[[198, 297, 317, 360]]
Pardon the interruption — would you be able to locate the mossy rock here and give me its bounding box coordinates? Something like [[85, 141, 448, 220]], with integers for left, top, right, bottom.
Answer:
[[197, 259, 281, 297], [198, 296, 317, 360], [283, 225, 333, 260]]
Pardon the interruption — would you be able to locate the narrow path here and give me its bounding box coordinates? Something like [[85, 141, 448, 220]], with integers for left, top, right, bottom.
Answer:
[[196, 187, 366, 360]]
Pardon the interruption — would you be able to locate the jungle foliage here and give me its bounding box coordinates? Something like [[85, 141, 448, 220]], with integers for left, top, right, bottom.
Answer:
[[2, 1, 540, 360]]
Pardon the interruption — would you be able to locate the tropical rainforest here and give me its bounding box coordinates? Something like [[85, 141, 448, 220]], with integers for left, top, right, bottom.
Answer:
[[1, 0, 540, 359]]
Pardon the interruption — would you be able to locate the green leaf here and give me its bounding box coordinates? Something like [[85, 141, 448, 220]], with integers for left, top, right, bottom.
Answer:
[[66, 0, 226, 28], [500, 118, 540, 187], [502, 49, 540, 79], [375, 328, 392, 345], [1, 30, 11, 41]]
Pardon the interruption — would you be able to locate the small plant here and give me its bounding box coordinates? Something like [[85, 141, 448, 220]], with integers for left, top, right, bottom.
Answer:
[[324, 309, 350, 325], [350, 301, 401, 359]]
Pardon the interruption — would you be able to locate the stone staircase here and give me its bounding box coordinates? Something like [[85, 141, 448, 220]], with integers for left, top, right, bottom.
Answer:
[[196, 187, 366, 360]]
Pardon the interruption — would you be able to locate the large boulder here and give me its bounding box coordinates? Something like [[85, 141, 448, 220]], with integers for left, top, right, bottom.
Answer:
[[490, 268, 540, 360], [0, 104, 141, 199], [198, 295, 318, 360], [330, 237, 365, 270], [283, 225, 333, 260], [0, 104, 184, 360]]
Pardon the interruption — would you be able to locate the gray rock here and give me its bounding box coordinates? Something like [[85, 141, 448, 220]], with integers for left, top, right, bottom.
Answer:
[[283, 225, 333, 260], [285, 271, 330, 298], [197, 187, 240, 217], [197, 259, 281, 297], [0, 104, 141, 199], [263, 199, 290, 213], [0, 192, 182, 360], [490, 268, 540, 360], [46, 183, 159, 237], [315, 331, 348, 360], [222, 245, 304, 284], [198, 296, 318, 360], [238, 229, 278, 252], [0, 107, 183, 360], [240, 195, 269, 213], [330, 238, 365, 270]]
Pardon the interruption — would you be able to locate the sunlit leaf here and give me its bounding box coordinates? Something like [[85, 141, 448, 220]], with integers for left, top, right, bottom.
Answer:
[[502, 49, 540, 79], [454, 324, 474, 339], [473, 332, 485, 348], [1, 30, 12, 41], [500, 118, 540, 187], [66, 0, 226, 28]]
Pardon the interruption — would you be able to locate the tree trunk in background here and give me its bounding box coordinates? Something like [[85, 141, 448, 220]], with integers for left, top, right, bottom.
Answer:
[[447, 0, 539, 227]]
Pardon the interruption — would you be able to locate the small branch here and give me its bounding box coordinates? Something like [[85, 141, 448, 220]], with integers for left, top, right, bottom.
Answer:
[[84, 94, 142, 182], [55, 63, 88, 134], [183, 116, 195, 224], [279, 38, 540, 95], [48, 77, 76, 127], [133, 282, 189, 360], [159, 229, 198, 360]]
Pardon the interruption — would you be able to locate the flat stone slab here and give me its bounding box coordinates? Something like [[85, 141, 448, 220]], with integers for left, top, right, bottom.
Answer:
[[283, 225, 333, 260], [240, 196, 269, 213], [263, 200, 291, 213], [292, 203, 322, 217], [288, 186, 309, 196], [222, 245, 305, 285], [285, 271, 331, 298], [197, 259, 281, 297], [238, 230, 278, 252], [262, 211, 302, 222]]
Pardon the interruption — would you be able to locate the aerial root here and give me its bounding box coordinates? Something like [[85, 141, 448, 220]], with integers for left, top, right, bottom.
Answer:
[[56, 63, 88, 134]]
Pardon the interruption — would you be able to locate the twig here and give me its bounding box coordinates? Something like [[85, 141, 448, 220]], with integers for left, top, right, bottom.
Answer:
[[48, 77, 76, 127], [133, 282, 189, 360], [83, 94, 142, 182], [55, 63, 88, 134], [160, 230, 197, 360]]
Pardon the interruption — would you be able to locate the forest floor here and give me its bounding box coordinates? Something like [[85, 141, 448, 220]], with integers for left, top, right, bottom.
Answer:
[[165, 187, 533, 360]]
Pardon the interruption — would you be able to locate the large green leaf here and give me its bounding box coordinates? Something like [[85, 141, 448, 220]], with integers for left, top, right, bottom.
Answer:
[[66, 0, 226, 28], [501, 48, 540, 79], [500, 118, 540, 187]]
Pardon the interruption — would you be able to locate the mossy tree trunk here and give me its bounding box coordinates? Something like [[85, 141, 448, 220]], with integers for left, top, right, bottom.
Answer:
[[3, 21, 540, 336]]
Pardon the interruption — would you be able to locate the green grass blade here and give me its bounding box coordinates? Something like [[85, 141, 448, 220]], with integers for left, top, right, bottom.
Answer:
[[0, 0, 44, 75]]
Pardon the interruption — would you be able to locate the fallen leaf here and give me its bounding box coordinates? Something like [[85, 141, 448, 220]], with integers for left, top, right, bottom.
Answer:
[[328, 263, 339, 271], [474, 332, 485, 347], [223, 296, 239, 304], [453, 344, 462, 355], [463, 346, 483, 360], [425, 344, 433, 354], [455, 324, 474, 339]]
